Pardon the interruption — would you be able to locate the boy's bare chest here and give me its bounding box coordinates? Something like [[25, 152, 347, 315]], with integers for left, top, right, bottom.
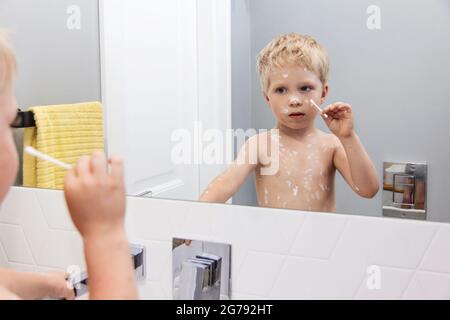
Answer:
[[257, 140, 336, 189]]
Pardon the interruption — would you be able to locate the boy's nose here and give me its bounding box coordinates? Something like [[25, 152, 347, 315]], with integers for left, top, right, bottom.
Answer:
[[289, 97, 302, 107]]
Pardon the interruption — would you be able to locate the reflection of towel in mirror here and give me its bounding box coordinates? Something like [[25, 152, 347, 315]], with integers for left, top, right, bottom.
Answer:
[[23, 102, 104, 190]]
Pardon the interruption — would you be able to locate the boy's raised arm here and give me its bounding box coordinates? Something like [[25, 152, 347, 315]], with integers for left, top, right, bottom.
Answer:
[[64, 151, 138, 300], [333, 135, 379, 198], [323, 102, 379, 198]]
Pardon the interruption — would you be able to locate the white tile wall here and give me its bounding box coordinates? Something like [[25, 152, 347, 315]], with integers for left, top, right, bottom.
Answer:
[[1, 187, 450, 300]]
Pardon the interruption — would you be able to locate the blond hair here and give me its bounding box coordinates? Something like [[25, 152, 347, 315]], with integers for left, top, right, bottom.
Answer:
[[0, 30, 16, 90], [256, 33, 329, 92]]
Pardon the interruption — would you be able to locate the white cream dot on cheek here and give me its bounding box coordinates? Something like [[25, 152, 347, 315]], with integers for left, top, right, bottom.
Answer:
[[281, 107, 289, 114], [282, 74, 289, 79]]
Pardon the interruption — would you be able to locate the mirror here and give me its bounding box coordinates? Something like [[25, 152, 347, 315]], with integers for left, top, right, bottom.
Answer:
[[6, 0, 450, 224]]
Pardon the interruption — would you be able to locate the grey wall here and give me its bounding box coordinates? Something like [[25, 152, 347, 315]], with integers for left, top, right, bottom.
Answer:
[[0, 0, 102, 184], [232, 0, 450, 223]]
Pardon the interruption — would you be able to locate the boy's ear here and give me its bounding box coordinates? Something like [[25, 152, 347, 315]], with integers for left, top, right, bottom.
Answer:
[[263, 92, 270, 104], [321, 83, 329, 104]]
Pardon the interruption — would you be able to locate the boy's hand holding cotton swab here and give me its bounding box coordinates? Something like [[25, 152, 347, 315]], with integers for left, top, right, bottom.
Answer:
[[63, 150, 138, 299], [320, 101, 355, 139]]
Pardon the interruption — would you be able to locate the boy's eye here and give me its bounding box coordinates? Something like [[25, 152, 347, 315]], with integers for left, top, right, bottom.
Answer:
[[275, 87, 287, 94], [299, 86, 313, 92]]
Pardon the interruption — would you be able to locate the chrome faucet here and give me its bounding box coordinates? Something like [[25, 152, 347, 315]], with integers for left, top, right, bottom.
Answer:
[[69, 244, 146, 298]]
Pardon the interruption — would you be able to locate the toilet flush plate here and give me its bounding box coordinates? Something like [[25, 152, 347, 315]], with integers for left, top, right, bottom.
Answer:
[[382, 162, 427, 220], [172, 238, 231, 300]]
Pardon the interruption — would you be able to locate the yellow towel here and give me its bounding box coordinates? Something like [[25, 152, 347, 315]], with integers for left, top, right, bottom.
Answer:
[[23, 102, 104, 190]]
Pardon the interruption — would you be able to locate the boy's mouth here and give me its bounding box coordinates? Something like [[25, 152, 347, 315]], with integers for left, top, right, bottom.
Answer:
[[288, 112, 306, 119]]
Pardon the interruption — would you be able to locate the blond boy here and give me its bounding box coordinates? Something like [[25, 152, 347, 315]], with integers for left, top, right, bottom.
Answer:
[[200, 33, 379, 211], [0, 32, 137, 299]]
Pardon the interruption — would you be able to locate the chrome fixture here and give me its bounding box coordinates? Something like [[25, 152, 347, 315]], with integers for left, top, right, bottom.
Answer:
[[69, 244, 146, 298], [383, 162, 427, 220], [172, 238, 231, 300]]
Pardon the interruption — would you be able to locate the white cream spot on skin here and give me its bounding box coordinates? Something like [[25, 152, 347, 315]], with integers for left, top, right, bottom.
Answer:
[[289, 96, 301, 104], [293, 186, 299, 196], [286, 180, 292, 188], [281, 107, 289, 114], [282, 73, 289, 79]]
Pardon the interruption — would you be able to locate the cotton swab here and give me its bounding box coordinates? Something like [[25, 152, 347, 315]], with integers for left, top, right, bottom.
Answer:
[[310, 99, 328, 118], [24, 146, 72, 170]]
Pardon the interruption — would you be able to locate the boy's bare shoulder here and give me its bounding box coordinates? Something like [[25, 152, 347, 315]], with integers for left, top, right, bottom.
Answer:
[[244, 131, 273, 147], [315, 130, 341, 149]]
